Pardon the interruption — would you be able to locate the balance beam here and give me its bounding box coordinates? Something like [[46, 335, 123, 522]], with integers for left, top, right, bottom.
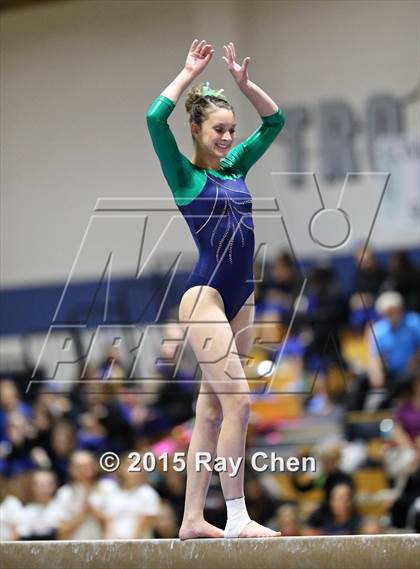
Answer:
[[1, 535, 419, 569]]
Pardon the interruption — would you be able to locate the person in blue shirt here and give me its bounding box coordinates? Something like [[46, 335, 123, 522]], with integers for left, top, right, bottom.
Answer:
[[368, 291, 420, 405]]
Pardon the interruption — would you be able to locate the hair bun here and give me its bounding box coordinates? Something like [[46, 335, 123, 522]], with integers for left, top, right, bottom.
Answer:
[[185, 82, 233, 126], [185, 83, 206, 114]]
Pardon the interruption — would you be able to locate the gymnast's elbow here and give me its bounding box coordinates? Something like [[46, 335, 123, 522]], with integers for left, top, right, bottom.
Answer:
[[261, 108, 286, 133], [146, 108, 160, 128], [278, 109, 286, 129], [146, 110, 166, 144], [146, 97, 172, 126], [146, 101, 165, 128], [271, 108, 286, 130]]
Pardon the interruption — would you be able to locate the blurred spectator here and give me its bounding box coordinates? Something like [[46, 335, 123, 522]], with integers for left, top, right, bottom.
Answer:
[[153, 323, 197, 425], [18, 470, 60, 540], [305, 481, 360, 535], [155, 467, 186, 528], [76, 385, 134, 454], [102, 454, 160, 539], [394, 375, 420, 445], [349, 246, 385, 331], [69, 365, 100, 416], [255, 251, 301, 319], [274, 503, 302, 536], [383, 376, 420, 490], [203, 471, 226, 529], [97, 344, 127, 384], [303, 265, 347, 371], [117, 333, 197, 445], [305, 371, 341, 417], [117, 386, 150, 441], [0, 379, 31, 441], [244, 471, 284, 527], [54, 450, 111, 540], [291, 444, 353, 503], [0, 494, 23, 540], [48, 421, 76, 485], [29, 401, 54, 452], [381, 251, 420, 312], [153, 499, 179, 538], [390, 454, 420, 532], [35, 388, 72, 422], [367, 291, 420, 408], [77, 407, 108, 455], [151, 361, 196, 431], [0, 412, 34, 478], [358, 516, 388, 534]]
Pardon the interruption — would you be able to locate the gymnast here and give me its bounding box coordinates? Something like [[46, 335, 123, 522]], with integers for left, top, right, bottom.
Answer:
[[146, 39, 285, 539]]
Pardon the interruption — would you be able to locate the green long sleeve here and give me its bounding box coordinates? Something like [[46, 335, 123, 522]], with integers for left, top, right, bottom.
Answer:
[[146, 95, 196, 195]]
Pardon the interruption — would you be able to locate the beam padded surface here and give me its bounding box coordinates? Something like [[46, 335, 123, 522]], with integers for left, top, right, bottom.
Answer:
[[1, 534, 419, 569]]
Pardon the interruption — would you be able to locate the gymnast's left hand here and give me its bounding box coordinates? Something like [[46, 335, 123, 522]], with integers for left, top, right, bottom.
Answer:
[[222, 42, 250, 88]]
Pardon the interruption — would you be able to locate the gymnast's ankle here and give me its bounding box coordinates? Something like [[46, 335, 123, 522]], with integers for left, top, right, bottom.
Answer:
[[224, 496, 252, 538], [181, 513, 205, 525]]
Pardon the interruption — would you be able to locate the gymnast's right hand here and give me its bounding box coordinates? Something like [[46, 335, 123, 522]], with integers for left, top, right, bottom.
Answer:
[[183, 39, 214, 78]]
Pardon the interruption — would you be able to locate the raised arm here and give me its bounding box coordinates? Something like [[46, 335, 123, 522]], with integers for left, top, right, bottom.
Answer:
[[146, 40, 215, 194], [146, 90, 192, 193], [222, 42, 286, 176]]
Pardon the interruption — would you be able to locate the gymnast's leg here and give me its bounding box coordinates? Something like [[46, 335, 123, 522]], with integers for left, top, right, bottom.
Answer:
[[178, 286, 281, 539], [178, 286, 227, 539], [221, 292, 281, 538], [178, 379, 224, 539]]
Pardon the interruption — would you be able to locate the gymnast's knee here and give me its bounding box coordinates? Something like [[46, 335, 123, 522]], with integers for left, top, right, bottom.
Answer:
[[221, 393, 250, 424], [198, 405, 224, 430]]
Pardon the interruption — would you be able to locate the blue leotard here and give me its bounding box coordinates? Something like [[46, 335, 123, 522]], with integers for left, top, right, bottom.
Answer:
[[146, 95, 285, 321]]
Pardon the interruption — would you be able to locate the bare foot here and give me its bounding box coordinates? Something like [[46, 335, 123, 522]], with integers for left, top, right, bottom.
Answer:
[[179, 519, 224, 540], [238, 520, 282, 538]]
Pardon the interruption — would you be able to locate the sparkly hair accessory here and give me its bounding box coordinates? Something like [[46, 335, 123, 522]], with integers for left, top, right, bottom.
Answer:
[[202, 81, 227, 101]]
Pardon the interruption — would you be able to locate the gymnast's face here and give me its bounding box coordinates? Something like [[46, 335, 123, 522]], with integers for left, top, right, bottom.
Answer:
[[192, 108, 236, 159]]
